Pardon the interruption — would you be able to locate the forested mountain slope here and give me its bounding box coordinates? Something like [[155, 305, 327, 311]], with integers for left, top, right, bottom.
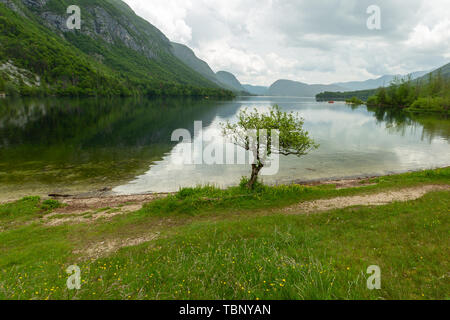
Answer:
[[0, 0, 232, 97]]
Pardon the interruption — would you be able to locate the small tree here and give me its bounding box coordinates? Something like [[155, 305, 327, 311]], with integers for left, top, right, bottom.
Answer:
[[222, 105, 318, 189]]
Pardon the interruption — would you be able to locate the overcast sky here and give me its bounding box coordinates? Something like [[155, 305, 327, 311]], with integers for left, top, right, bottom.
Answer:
[[124, 0, 450, 86]]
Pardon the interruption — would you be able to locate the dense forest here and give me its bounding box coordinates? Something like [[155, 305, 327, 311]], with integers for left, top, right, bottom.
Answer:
[[316, 89, 376, 102], [0, 1, 234, 98]]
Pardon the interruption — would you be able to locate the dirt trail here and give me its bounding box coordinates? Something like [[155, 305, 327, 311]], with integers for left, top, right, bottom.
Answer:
[[44, 184, 450, 227], [44, 193, 169, 226], [66, 184, 449, 259], [284, 184, 450, 214], [74, 233, 160, 260]]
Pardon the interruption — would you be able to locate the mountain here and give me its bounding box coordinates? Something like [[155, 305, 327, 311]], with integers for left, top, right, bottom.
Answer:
[[417, 62, 450, 81], [215, 71, 247, 93], [265, 70, 431, 98], [243, 84, 268, 95], [170, 42, 224, 87], [316, 63, 450, 101], [267, 79, 345, 97], [408, 70, 432, 79], [241, 70, 431, 97], [0, 0, 232, 97], [334, 75, 398, 91], [334, 71, 429, 91], [170, 42, 249, 94]]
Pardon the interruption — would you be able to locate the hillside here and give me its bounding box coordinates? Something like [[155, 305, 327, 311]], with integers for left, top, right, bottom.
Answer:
[[267, 79, 344, 97], [170, 42, 224, 87], [170, 42, 249, 94], [215, 71, 247, 93], [0, 0, 232, 97], [334, 71, 428, 91], [417, 62, 450, 82]]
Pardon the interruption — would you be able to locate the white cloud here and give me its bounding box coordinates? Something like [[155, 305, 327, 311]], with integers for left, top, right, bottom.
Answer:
[[406, 20, 450, 56], [124, 0, 193, 43], [123, 0, 450, 86]]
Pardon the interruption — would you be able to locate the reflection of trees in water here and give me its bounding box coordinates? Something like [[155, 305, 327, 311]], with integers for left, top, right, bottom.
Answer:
[[412, 115, 450, 142], [0, 97, 241, 148], [0, 97, 242, 185], [366, 106, 450, 143]]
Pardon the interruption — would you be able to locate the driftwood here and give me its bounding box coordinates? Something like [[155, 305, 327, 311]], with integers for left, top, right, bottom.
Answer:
[[48, 194, 73, 198]]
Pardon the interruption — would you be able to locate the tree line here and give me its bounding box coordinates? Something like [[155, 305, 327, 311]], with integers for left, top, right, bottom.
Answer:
[[316, 72, 449, 114], [366, 72, 449, 114]]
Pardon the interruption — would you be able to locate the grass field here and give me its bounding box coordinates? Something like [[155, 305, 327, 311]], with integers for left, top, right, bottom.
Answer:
[[0, 168, 449, 300]]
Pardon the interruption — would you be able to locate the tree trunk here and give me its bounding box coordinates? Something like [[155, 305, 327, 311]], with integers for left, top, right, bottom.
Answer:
[[247, 164, 263, 189]]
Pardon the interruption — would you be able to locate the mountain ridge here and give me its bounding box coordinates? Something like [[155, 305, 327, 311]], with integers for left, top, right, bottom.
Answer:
[[267, 79, 344, 97], [215, 71, 247, 93], [170, 42, 223, 87], [416, 62, 450, 81], [169, 41, 249, 93], [0, 0, 233, 97], [334, 71, 429, 91], [245, 70, 431, 97]]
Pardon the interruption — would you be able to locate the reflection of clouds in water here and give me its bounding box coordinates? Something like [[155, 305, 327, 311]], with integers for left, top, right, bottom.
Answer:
[[392, 140, 449, 167], [114, 99, 450, 194]]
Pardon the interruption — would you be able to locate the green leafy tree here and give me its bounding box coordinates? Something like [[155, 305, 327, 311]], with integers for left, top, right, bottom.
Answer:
[[222, 105, 318, 189]]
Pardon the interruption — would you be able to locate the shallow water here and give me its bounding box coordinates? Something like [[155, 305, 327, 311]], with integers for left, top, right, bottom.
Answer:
[[0, 96, 449, 198]]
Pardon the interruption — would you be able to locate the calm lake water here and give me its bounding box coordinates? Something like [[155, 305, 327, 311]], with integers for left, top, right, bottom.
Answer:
[[1, 96, 449, 199]]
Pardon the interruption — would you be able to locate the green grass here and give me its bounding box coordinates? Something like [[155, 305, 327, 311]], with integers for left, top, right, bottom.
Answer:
[[0, 168, 449, 300], [0, 196, 63, 228], [137, 168, 450, 217], [77, 191, 449, 300]]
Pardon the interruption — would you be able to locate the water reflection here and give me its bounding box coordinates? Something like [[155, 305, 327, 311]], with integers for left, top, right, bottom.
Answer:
[[0, 97, 240, 198], [0, 97, 449, 197], [115, 98, 450, 193]]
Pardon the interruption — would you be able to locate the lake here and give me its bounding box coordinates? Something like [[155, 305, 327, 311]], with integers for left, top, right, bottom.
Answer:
[[1, 96, 449, 200]]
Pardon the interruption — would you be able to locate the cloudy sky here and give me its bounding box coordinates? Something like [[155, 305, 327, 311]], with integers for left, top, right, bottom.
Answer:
[[124, 0, 450, 86]]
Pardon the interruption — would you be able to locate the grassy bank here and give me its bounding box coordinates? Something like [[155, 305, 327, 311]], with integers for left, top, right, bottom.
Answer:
[[0, 168, 449, 300]]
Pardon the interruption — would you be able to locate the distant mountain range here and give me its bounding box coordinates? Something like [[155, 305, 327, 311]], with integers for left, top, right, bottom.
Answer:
[[334, 71, 429, 91], [170, 32, 445, 97], [317, 62, 450, 101], [224, 70, 434, 97], [242, 71, 431, 97]]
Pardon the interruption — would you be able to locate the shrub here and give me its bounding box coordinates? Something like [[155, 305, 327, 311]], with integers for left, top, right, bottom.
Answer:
[[408, 97, 450, 114], [41, 199, 63, 211], [366, 95, 379, 106], [345, 97, 364, 105]]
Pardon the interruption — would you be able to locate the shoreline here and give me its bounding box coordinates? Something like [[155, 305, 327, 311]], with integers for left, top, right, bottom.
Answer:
[[40, 166, 450, 200], [1, 166, 449, 204]]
